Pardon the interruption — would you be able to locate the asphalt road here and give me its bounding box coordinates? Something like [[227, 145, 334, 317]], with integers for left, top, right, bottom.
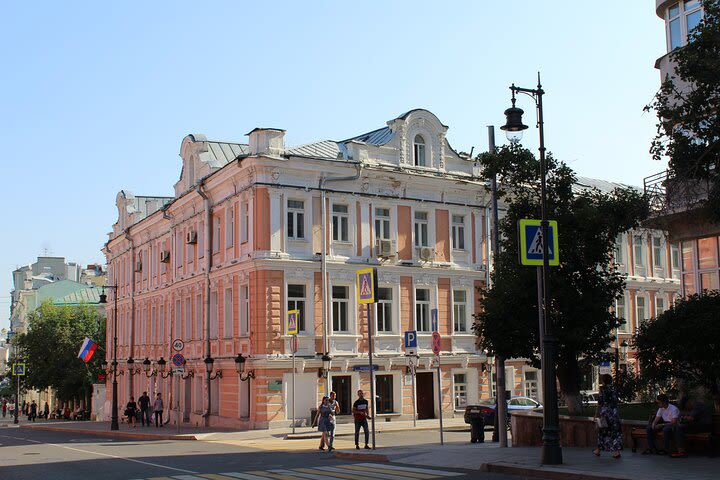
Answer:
[[0, 427, 515, 480]]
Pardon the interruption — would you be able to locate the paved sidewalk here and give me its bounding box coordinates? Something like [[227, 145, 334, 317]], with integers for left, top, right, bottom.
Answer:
[[336, 442, 719, 480]]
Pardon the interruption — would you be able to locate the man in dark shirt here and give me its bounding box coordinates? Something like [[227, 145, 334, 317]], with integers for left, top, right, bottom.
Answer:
[[352, 390, 371, 450], [138, 392, 151, 427], [672, 397, 712, 457]]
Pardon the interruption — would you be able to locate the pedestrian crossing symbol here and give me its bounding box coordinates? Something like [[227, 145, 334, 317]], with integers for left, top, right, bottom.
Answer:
[[356, 267, 378, 304], [286, 309, 299, 335], [518, 219, 560, 266]]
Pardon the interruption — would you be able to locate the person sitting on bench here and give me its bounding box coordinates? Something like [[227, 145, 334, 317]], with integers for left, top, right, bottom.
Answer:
[[670, 396, 712, 458], [643, 393, 679, 455]]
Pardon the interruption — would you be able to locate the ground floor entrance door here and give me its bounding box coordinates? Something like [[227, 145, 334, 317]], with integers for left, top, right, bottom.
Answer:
[[416, 372, 435, 419], [331, 375, 352, 416]]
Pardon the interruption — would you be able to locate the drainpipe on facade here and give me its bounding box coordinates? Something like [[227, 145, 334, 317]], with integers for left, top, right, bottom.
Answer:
[[197, 183, 213, 427], [124, 229, 136, 397], [319, 162, 363, 394]]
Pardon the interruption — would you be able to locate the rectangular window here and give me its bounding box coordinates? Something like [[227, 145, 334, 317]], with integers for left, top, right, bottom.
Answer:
[[671, 243, 681, 279], [698, 237, 718, 269], [701, 272, 720, 291], [184, 297, 192, 340], [616, 294, 630, 333], [240, 285, 249, 336], [686, 1, 702, 37], [655, 295, 665, 317], [453, 373, 468, 409], [652, 236, 665, 271], [451, 215, 465, 250], [332, 285, 349, 332], [669, 3, 682, 49], [636, 296, 646, 330], [415, 288, 430, 332], [198, 222, 204, 258], [209, 291, 218, 339], [240, 202, 249, 243], [375, 208, 391, 241], [176, 231, 183, 268], [287, 199, 305, 240], [377, 287, 393, 333], [287, 284, 306, 332], [174, 299, 182, 338], [682, 241, 695, 272], [150, 305, 156, 344], [524, 371, 539, 400], [225, 207, 234, 248], [331, 204, 349, 242], [376, 375, 394, 414], [186, 233, 195, 264], [213, 217, 221, 253], [414, 211, 429, 247], [224, 287, 233, 338], [634, 235, 646, 276], [453, 290, 468, 332], [614, 235, 625, 265], [195, 294, 203, 340], [159, 304, 165, 343]]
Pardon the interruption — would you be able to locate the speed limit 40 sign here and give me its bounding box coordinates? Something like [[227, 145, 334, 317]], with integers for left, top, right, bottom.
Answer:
[[172, 339, 184, 351]]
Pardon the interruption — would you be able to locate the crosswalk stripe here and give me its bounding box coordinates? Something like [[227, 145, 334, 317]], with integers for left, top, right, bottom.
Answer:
[[246, 471, 309, 480], [354, 463, 464, 477], [266, 469, 329, 480], [313, 465, 437, 480], [172, 476, 210, 480], [293, 467, 384, 480], [220, 473, 280, 480], [147, 477, 175, 480], [200, 475, 248, 480]]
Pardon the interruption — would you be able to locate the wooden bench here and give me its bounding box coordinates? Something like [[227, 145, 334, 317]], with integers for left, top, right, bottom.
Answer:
[[631, 427, 714, 456]]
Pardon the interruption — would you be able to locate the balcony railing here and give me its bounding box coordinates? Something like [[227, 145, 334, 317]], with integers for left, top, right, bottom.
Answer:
[[644, 170, 669, 212]]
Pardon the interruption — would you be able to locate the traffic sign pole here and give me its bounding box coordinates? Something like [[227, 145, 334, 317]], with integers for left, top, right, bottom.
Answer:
[[368, 302, 376, 449], [437, 354, 444, 446], [292, 334, 296, 435]]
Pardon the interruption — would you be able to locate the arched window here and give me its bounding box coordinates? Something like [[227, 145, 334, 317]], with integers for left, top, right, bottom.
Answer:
[[413, 134, 426, 166]]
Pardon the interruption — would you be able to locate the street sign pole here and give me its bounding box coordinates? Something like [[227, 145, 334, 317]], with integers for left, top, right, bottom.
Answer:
[[368, 302, 376, 449], [15, 374, 20, 425], [292, 334, 296, 435], [411, 359, 417, 428], [437, 355, 444, 446]]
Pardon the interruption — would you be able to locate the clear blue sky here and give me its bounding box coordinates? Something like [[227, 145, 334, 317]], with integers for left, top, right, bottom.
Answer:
[[0, 1, 667, 328]]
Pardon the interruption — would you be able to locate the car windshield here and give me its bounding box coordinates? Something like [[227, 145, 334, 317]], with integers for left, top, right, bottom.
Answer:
[[478, 398, 495, 406]]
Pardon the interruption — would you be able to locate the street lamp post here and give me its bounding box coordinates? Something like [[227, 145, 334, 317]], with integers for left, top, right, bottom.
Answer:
[[99, 285, 119, 431], [501, 74, 562, 465]]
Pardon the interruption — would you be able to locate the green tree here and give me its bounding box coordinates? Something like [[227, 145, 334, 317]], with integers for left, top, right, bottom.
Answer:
[[13, 301, 105, 407], [634, 291, 720, 412], [646, 0, 720, 217], [473, 145, 649, 415]]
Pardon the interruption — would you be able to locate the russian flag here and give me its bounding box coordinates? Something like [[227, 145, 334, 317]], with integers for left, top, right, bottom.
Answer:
[[78, 337, 98, 363]]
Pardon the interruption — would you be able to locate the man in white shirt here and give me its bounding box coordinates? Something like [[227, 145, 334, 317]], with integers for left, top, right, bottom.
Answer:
[[643, 394, 680, 455]]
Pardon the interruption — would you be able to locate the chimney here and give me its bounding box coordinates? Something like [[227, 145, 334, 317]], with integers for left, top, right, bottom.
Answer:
[[247, 128, 285, 156]]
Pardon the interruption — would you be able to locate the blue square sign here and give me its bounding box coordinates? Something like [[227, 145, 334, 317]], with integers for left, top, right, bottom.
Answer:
[[404, 331, 418, 348], [518, 219, 559, 266]]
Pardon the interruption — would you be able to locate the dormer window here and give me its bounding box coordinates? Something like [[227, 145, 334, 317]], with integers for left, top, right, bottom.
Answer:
[[413, 135, 426, 167]]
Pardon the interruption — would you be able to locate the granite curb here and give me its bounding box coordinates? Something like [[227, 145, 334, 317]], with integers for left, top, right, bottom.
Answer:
[[19, 423, 197, 441], [480, 462, 631, 480]]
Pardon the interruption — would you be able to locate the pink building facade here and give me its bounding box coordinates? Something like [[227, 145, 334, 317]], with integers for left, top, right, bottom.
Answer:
[[103, 110, 493, 429]]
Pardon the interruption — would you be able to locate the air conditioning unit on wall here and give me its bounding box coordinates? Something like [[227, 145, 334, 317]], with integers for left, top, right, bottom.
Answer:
[[375, 239, 396, 258], [160, 250, 171, 263], [418, 246, 434, 261], [186, 231, 197, 244]]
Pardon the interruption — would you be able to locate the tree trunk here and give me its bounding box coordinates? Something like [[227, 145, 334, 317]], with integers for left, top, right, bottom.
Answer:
[[556, 356, 583, 416]]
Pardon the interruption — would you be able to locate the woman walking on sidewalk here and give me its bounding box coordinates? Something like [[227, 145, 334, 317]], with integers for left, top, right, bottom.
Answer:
[[593, 374, 622, 459], [153, 393, 164, 427]]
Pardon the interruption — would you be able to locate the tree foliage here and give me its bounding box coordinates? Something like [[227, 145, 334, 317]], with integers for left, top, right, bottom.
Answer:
[[634, 291, 720, 412], [646, 0, 720, 217], [473, 145, 649, 414], [13, 301, 105, 403]]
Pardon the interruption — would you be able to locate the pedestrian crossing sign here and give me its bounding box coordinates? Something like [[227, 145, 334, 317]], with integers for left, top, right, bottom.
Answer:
[[13, 363, 25, 376], [518, 219, 560, 266], [356, 267, 378, 304], [286, 309, 299, 335]]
